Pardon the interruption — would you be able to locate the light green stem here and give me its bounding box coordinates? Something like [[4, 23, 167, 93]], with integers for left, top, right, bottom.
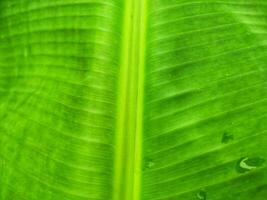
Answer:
[[113, 0, 147, 200]]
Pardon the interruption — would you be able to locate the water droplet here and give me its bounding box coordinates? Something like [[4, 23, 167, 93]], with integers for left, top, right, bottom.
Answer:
[[221, 132, 234, 144], [236, 157, 265, 173], [147, 161, 154, 168], [143, 158, 155, 170], [196, 189, 206, 200]]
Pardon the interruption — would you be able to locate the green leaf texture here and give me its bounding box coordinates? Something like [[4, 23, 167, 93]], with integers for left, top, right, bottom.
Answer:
[[0, 0, 266, 200]]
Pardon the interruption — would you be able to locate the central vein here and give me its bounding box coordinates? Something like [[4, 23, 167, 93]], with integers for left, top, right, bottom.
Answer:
[[113, 0, 147, 200]]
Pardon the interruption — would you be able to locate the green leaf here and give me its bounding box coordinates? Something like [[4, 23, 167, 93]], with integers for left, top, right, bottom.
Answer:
[[0, 0, 266, 200]]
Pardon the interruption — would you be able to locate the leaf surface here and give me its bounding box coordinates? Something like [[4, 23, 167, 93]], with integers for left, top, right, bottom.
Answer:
[[0, 0, 266, 200]]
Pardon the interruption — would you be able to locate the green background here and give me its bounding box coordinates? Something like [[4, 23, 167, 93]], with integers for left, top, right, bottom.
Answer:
[[0, 0, 266, 200]]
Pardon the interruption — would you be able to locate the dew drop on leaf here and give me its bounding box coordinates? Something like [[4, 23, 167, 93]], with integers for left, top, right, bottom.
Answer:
[[143, 158, 155, 170], [236, 157, 265, 173], [196, 189, 206, 200], [221, 132, 234, 144], [146, 161, 154, 169]]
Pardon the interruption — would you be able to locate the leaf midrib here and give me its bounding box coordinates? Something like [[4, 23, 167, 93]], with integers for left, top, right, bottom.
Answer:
[[113, 0, 147, 200]]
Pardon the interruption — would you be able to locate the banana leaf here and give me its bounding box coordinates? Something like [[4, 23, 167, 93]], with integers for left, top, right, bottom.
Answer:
[[0, 0, 266, 200]]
